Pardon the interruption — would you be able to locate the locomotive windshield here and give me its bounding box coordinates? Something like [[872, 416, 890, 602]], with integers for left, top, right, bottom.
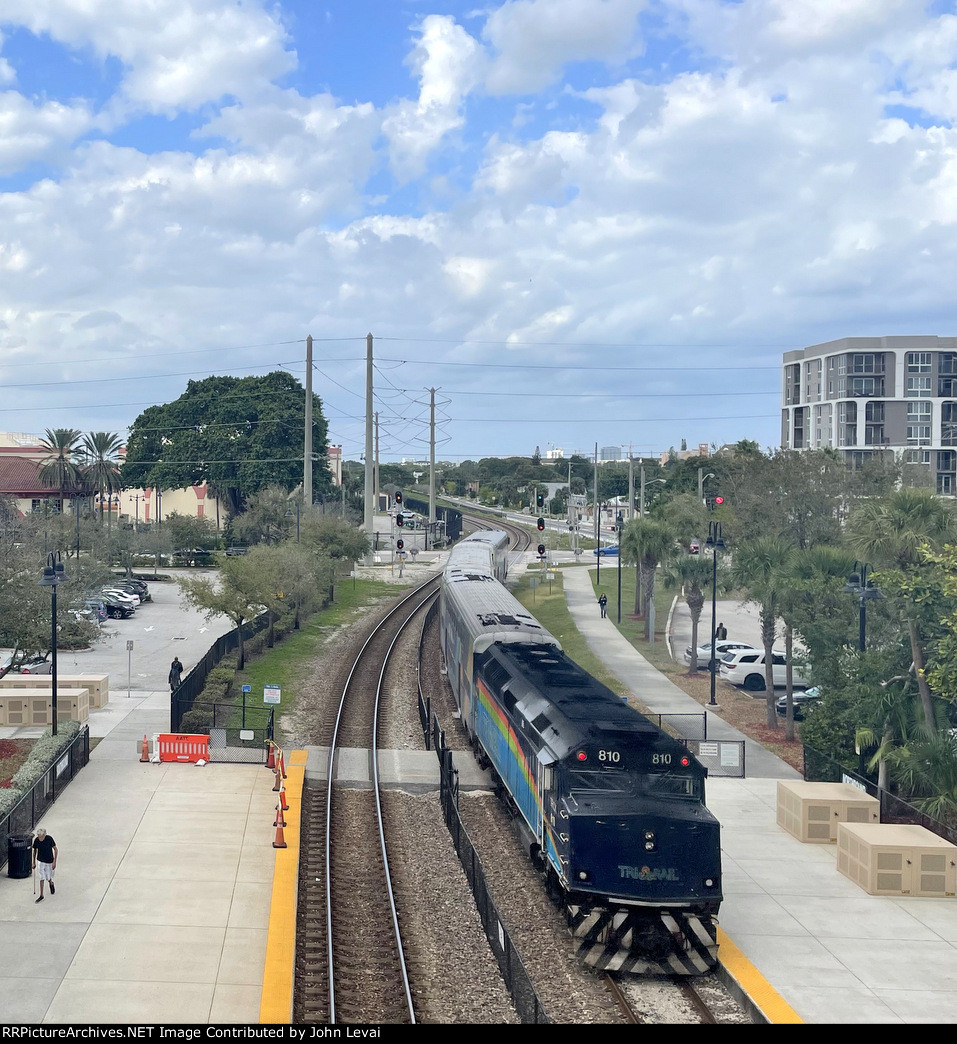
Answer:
[[565, 767, 701, 802]]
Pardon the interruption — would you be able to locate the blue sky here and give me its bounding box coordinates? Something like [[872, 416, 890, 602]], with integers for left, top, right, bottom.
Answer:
[[2, 1, 957, 465]]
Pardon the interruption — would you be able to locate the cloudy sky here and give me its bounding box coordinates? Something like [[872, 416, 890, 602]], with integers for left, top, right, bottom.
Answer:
[[2, 0, 957, 465]]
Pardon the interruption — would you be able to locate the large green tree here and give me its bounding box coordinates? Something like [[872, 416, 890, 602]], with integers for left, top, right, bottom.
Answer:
[[122, 371, 330, 517]]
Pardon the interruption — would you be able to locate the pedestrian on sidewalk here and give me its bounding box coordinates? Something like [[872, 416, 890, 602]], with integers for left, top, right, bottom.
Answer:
[[598, 593, 608, 618], [715, 622, 728, 640], [168, 657, 184, 692], [32, 828, 57, 903]]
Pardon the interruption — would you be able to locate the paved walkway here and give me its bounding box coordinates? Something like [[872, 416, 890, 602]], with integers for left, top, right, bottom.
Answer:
[[0, 690, 275, 1024]]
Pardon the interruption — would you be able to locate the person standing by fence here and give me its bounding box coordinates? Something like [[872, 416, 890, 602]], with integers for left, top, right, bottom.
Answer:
[[168, 657, 184, 693]]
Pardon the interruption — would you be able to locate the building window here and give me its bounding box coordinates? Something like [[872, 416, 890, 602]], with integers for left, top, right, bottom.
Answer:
[[850, 376, 883, 397], [907, 352, 932, 373], [940, 377, 957, 398], [906, 376, 932, 398], [907, 401, 932, 445], [852, 353, 879, 374], [838, 401, 857, 446], [941, 353, 957, 376], [943, 402, 957, 446], [906, 449, 931, 465], [31, 499, 41, 512]]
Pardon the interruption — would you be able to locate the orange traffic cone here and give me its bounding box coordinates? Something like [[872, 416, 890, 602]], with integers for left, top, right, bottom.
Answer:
[[278, 750, 287, 779], [279, 784, 289, 812], [140, 735, 149, 763], [272, 767, 282, 792], [272, 821, 287, 849], [265, 741, 275, 770], [274, 804, 285, 828]]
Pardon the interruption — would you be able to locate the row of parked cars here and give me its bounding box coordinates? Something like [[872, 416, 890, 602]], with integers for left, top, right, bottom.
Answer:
[[683, 638, 821, 718], [85, 577, 152, 621]]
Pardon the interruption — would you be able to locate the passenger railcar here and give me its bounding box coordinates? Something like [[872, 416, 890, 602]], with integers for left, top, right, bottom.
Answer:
[[444, 528, 510, 583], [439, 533, 722, 974]]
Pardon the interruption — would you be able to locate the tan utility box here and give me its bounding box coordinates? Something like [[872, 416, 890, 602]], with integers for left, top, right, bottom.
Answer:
[[0, 688, 90, 726], [776, 780, 880, 843], [837, 822, 957, 897], [0, 673, 109, 708]]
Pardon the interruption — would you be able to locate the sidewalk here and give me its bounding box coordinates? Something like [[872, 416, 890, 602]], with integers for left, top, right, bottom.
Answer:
[[0, 690, 275, 1024], [560, 565, 800, 780]]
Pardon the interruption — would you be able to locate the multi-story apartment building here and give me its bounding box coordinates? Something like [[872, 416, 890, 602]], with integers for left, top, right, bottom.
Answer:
[[783, 336, 957, 494]]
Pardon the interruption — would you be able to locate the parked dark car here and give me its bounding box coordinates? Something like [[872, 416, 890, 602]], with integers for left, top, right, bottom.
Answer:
[[101, 594, 134, 619], [225, 546, 248, 556], [775, 687, 822, 720], [85, 599, 108, 622]]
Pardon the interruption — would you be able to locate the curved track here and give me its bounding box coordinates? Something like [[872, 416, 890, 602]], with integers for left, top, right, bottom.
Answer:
[[294, 576, 439, 1025]]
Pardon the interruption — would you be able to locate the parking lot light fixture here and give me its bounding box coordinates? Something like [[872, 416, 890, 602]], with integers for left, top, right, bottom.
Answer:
[[843, 562, 881, 652], [38, 552, 69, 736]]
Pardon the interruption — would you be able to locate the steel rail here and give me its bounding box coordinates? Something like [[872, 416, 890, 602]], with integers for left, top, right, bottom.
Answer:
[[324, 575, 438, 1024]]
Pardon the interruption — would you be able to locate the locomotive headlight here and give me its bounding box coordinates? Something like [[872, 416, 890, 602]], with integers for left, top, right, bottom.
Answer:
[[644, 830, 655, 841], [705, 878, 716, 888], [577, 870, 590, 882], [644, 841, 656, 851]]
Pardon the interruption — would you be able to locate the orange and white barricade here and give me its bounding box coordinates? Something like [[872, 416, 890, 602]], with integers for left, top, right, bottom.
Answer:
[[157, 733, 210, 763]]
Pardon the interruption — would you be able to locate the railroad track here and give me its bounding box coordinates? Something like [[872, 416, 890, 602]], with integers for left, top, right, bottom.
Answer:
[[605, 972, 721, 1024], [294, 577, 439, 1024]]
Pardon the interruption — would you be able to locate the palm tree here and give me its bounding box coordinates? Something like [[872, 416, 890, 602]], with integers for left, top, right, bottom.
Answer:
[[80, 432, 123, 525], [37, 428, 84, 514], [620, 517, 676, 640], [845, 487, 956, 731], [732, 536, 797, 728], [661, 554, 727, 672]]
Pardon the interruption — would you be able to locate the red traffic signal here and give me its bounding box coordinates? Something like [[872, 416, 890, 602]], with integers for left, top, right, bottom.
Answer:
[[537, 517, 545, 531], [537, 544, 546, 556], [395, 491, 402, 505], [714, 495, 724, 505], [396, 513, 404, 527], [396, 539, 404, 551]]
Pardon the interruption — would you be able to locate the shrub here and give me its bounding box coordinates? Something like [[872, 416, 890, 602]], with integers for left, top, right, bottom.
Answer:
[[7, 722, 81, 795], [180, 707, 214, 732]]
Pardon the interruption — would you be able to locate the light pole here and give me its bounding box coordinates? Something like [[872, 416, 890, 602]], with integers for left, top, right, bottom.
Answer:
[[706, 521, 725, 708], [38, 552, 69, 736], [640, 470, 666, 517], [616, 511, 623, 624], [844, 563, 881, 651]]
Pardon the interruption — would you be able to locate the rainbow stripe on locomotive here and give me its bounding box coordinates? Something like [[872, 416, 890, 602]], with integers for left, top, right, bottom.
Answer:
[[440, 532, 722, 974]]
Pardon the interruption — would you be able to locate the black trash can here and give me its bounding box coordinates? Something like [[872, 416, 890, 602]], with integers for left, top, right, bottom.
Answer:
[[6, 834, 32, 879]]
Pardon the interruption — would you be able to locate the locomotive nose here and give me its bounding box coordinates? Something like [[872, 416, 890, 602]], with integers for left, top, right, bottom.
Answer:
[[569, 813, 721, 902]]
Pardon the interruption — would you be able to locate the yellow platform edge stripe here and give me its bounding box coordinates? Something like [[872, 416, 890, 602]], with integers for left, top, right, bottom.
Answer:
[[259, 750, 306, 1024], [716, 926, 804, 1024]]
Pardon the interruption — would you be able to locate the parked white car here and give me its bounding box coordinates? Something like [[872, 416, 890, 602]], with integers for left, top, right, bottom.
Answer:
[[719, 649, 809, 691], [684, 639, 756, 669], [101, 588, 139, 609]]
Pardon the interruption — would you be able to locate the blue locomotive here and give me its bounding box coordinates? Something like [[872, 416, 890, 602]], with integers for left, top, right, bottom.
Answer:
[[440, 532, 722, 974]]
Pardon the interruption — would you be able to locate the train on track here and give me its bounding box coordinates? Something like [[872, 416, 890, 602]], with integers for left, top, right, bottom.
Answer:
[[439, 531, 722, 974]]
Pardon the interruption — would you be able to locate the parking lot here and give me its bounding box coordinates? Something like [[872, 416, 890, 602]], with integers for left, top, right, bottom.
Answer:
[[3, 570, 232, 695]]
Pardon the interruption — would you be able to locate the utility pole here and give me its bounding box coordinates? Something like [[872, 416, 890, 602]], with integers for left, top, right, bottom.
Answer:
[[374, 412, 380, 513], [304, 334, 313, 508], [640, 466, 645, 519], [593, 443, 599, 545], [628, 454, 635, 521], [364, 333, 374, 552], [429, 387, 436, 546]]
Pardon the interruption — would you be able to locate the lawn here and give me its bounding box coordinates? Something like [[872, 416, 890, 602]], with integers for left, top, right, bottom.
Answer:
[[227, 577, 403, 730]]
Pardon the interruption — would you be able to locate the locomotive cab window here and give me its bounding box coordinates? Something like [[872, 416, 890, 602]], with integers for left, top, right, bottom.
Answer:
[[564, 766, 701, 801]]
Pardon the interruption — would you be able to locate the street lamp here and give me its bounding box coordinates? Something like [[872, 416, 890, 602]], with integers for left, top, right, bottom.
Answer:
[[616, 512, 624, 624], [38, 552, 69, 736], [705, 521, 726, 708], [285, 501, 301, 542], [844, 563, 881, 652], [639, 469, 666, 518]]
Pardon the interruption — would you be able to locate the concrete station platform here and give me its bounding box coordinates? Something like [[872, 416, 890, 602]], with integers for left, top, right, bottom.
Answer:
[[4, 555, 957, 1024]]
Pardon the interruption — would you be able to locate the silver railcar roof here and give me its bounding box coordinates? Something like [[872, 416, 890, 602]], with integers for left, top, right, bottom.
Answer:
[[442, 573, 561, 654]]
